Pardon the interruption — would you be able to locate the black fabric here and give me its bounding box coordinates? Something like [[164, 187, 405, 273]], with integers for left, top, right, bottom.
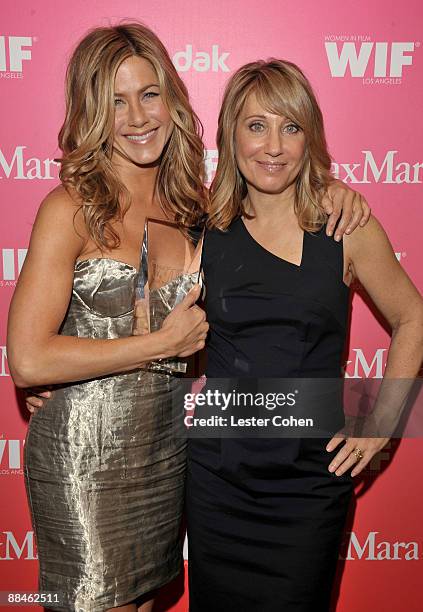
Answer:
[[187, 218, 354, 611]]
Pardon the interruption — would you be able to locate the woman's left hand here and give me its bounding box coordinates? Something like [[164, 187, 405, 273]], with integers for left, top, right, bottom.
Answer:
[[322, 180, 371, 241], [326, 435, 389, 477]]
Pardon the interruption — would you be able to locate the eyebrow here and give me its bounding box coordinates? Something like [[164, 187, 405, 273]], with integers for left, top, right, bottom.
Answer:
[[243, 114, 291, 123], [114, 83, 159, 96]]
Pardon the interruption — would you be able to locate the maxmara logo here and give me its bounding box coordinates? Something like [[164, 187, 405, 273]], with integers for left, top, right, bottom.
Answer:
[[332, 151, 422, 184], [342, 531, 419, 561], [172, 45, 229, 72], [344, 349, 387, 379], [0, 36, 33, 78], [0, 438, 24, 475], [0, 531, 37, 560], [0, 146, 59, 180], [1, 249, 27, 286], [325, 36, 419, 84]]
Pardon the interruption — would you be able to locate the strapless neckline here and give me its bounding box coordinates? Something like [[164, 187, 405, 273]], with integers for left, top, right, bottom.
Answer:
[[74, 258, 138, 273]]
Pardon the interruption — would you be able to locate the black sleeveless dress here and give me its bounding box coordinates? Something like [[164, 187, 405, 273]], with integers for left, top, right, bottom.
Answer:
[[186, 218, 354, 612]]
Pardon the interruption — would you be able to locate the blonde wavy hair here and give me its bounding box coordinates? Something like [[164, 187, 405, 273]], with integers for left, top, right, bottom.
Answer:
[[58, 22, 207, 248], [208, 59, 333, 231]]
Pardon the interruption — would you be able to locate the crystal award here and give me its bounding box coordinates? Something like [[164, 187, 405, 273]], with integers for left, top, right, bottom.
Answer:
[[133, 217, 203, 374]]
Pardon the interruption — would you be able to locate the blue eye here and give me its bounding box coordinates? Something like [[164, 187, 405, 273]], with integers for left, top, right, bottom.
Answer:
[[284, 123, 300, 134], [248, 122, 265, 132]]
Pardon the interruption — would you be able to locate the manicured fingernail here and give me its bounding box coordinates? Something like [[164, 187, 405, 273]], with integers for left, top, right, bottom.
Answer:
[[335, 234, 341, 241], [346, 228, 352, 234], [327, 229, 333, 236], [328, 464, 335, 472]]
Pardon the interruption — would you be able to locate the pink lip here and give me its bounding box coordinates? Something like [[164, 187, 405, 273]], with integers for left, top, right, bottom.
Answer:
[[124, 128, 157, 137], [256, 161, 287, 172], [122, 128, 159, 144]]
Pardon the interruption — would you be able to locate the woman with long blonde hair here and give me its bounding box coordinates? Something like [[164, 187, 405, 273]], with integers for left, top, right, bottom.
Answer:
[[186, 60, 423, 611], [7, 23, 209, 612]]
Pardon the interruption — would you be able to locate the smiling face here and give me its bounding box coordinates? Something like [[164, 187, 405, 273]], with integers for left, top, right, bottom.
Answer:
[[113, 55, 174, 167], [234, 92, 306, 199]]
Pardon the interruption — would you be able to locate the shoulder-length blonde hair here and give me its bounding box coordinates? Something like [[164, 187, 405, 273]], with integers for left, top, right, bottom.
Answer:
[[208, 59, 332, 231], [58, 22, 207, 248]]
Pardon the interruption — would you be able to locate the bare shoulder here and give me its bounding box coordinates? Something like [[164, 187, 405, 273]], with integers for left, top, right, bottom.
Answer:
[[343, 214, 395, 262], [36, 184, 80, 221], [343, 212, 404, 289], [23, 185, 88, 268], [33, 185, 86, 246]]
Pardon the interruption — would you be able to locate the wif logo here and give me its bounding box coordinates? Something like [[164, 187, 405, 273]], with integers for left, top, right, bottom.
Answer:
[[325, 39, 419, 83], [0, 346, 9, 377], [0, 36, 33, 77], [1, 249, 27, 286], [0, 439, 24, 474]]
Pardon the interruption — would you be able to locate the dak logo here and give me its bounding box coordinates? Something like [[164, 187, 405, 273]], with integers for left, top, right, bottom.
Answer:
[[325, 42, 416, 77], [0, 36, 32, 73], [173, 45, 229, 72], [0, 531, 37, 560], [1, 248, 27, 282]]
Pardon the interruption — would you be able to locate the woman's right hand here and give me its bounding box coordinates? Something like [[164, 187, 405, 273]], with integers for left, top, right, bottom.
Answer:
[[25, 389, 52, 415], [25, 286, 207, 409], [161, 284, 209, 357]]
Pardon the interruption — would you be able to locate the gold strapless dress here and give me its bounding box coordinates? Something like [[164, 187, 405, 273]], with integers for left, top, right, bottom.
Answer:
[[24, 259, 187, 612]]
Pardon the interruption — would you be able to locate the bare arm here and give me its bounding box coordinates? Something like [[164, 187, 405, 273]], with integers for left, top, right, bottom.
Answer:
[[7, 187, 208, 388], [344, 216, 423, 379], [327, 215, 423, 476]]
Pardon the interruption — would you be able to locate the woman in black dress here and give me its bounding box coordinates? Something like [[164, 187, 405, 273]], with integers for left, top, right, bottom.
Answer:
[[186, 60, 423, 611]]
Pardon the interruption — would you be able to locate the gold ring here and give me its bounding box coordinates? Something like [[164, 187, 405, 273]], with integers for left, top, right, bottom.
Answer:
[[354, 448, 364, 461]]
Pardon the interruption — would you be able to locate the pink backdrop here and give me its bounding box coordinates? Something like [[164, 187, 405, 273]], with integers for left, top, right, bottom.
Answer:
[[1, 1, 422, 610]]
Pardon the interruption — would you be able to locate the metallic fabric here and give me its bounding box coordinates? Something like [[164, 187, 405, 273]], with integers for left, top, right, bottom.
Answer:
[[148, 271, 200, 373], [24, 259, 187, 612]]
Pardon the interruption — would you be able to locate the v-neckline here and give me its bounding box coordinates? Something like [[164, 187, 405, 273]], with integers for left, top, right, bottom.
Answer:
[[239, 217, 305, 269]]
